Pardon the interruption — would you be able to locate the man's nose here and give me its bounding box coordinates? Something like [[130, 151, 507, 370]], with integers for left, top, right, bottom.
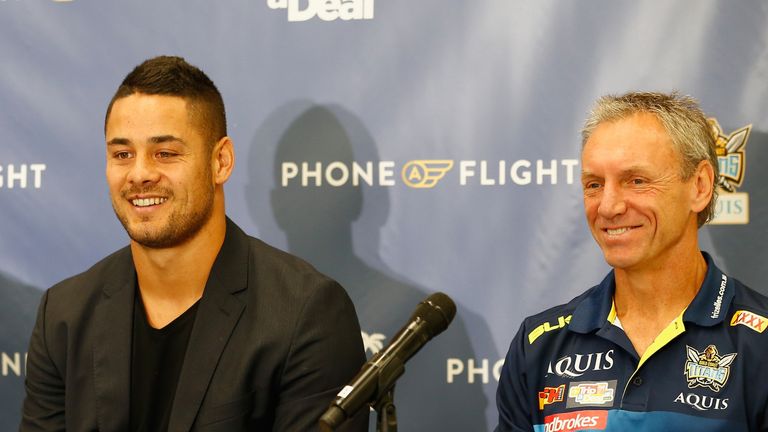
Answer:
[[126, 154, 161, 185], [597, 182, 627, 218]]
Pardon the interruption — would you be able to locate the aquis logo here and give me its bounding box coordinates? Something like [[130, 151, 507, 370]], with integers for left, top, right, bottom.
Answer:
[[709, 118, 752, 225]]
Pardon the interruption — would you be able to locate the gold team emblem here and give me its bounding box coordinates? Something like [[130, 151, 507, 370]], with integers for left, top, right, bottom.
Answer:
[[684, 345, 737, 392], [708, 118, 752, 224], [710, 118, 751, 193], [401, 160, 454, 188]]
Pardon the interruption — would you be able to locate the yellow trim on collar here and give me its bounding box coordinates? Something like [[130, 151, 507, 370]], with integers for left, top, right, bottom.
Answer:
[[637, 310, 686, 369], [608, 299, 687, 367], [607, 301, 618, 323]]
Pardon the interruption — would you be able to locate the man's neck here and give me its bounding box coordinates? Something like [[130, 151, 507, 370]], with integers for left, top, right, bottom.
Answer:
[[614, 249, 707, 321], [130, 213, 227, 328], [613, 242, 708, 357]]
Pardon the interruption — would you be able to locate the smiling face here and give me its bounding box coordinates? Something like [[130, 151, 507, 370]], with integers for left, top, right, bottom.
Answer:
[[581, 113, 702, 271], [105, 93, 216, 249]]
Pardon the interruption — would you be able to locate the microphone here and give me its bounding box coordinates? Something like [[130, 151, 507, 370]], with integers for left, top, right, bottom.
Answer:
[[319, 292, 457, 431]]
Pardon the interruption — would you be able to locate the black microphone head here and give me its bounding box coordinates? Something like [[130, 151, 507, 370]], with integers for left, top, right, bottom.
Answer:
[[412, 292, 456, 337]]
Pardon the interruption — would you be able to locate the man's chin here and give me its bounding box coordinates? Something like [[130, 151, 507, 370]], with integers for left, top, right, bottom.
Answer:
[[129, 233, 179, 249], [126, 221, 205, 250], [124, 223, 177, 249], [601, 251, 643, 271]]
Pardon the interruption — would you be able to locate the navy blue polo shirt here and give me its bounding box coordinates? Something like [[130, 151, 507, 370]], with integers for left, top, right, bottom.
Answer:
[[496, 252, 768, 432]]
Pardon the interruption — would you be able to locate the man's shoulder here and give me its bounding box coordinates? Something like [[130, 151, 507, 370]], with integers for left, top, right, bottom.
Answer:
[[247, 236, 327, 277], [727, 277, 768, 331], [731, 277, 768, 308], [234, 230, 356, 320], [238, 229, 336, 291], [522, 286, 597, 329], [47, 246, 132, 299], [517, 286, 599, 347]]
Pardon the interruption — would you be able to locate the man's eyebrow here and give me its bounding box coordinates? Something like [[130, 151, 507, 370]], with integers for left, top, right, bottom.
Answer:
[[581, 166, 651, 178], [149, 135, 186, 145], [106, 136, 187, 146], [107, 137, 130, 146]]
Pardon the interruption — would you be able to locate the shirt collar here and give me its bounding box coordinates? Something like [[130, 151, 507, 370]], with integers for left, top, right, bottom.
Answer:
[[569, 251, 734, 334], [683, 251, 734, 326], [569, 271, 615, 334]]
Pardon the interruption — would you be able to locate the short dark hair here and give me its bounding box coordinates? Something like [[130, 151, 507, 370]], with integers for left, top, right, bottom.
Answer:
[[104, 55, 227, 145]]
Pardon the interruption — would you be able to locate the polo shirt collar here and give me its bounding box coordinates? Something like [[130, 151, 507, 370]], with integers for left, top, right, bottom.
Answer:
[[569, 271, 615, 334], [568, 251, 734, 334], [683, 251, 734, 327]]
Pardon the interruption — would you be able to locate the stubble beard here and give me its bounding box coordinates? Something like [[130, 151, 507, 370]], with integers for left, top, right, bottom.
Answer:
[[112, 183, 215, 249]]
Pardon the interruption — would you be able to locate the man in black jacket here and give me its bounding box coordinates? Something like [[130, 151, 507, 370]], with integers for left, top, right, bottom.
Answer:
[[21, 55, 367, 431]]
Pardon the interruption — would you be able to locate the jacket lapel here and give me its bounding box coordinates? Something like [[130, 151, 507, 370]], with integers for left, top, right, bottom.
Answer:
[[168, 219, 249, 431], [92, 248, 135, 431]]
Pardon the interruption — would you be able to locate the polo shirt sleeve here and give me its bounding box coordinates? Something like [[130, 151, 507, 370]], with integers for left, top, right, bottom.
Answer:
[[495, 322, 534, 432]]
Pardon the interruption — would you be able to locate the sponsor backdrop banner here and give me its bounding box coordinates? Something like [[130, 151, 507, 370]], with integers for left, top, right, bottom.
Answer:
[[1, 1, 766, 429]]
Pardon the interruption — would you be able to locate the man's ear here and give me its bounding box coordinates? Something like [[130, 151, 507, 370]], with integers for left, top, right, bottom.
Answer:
[[690, 160, 715, 213], [212, 136, 235, 185]]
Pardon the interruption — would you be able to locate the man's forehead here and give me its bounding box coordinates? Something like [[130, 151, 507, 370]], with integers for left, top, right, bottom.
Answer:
[[106, 94, 203, 139], [587, 112, 668, 142], [580, 113, 681, 171], [110, 93, 190, 113], [583, 113, 674, 153]]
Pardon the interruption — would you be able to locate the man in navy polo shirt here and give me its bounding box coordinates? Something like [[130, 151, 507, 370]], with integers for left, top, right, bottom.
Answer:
[[495, 92, 768, 431]]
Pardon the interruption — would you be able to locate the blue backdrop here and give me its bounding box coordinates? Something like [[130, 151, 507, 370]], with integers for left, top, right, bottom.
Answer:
[[1, 1, 767, 429]]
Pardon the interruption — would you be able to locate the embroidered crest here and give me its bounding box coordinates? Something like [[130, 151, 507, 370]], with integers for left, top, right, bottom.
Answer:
[[684, 345, 736, 392]]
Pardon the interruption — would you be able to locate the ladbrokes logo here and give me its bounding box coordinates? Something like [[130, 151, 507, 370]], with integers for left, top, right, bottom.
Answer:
[[543, 410, 607, 432], [281, 159, 579, 189], [267, 0, 374, 22], [709, 118, 752, 225]]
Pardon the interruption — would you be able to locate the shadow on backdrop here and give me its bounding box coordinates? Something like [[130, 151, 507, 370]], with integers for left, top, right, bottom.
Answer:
[[245, 103, 489, 431], [0, 272, 41, 429]]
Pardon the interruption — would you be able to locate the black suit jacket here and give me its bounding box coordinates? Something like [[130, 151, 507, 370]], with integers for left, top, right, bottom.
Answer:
[[21, 219, 368, 431]]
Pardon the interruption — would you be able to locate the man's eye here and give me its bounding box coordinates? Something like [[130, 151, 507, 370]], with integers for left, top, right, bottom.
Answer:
[[114, 151, 131, 160], [157, 151, 175, 158], [631, 178, 645, 185]]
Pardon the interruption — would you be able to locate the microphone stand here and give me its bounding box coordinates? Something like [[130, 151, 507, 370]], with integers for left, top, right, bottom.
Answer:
[[374, 387, 397, 432]]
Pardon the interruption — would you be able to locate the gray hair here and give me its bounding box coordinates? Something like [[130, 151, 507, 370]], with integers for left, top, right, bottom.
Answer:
[[581, 91, 718, 227]]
